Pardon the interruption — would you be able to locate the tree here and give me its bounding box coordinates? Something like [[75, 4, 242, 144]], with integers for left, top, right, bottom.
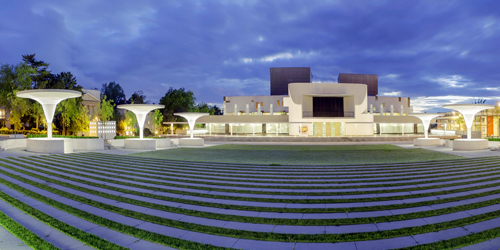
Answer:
[[31, 102, 46, 131], [99, 95, 114, 122], [129, 90, 149, 104], [8, 90, 30, 132], [194, 102, 222, 115], [152, 109, 163, 135], [57, 98, 89, 135], [7, 62, 36, 132], [46, 72, 82, 90], [101, 82, 125, 106], [124, 111, 137, 136], [22, 54, 51, 89], [0, 64, 16, 108], [159, 87, 196, 122]]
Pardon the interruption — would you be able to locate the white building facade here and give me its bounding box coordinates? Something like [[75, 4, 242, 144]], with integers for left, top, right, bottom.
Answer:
[[198, 81, 419, 136]]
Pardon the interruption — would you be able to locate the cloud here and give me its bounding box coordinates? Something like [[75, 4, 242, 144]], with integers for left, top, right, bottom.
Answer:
[[0, 0, 499, 106], [429, 75, 470, 88], [411, 95, 500, 113], [382, 91, 401, 96]]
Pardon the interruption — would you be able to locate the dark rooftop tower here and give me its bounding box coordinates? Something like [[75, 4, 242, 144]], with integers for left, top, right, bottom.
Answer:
[[338, 73, 378, 96], [270, 67, 311, 95]]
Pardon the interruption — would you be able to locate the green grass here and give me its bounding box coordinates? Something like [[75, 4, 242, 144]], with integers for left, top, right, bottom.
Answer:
[[6, 157, 500, 219], [0, 190, 126, 249], [0, 210, 58, 250], [129, 144, 464, 165], [4, 160, 500, 244]]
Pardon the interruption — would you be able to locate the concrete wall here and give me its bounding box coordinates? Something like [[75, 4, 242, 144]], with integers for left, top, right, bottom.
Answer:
[[108, 139, 125, 147], [26, 139, 72, 154], [0, 139, 26, 150], [72, 138, 104, 151]]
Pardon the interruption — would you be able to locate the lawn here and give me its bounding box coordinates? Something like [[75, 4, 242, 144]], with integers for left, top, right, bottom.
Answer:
[[129, 144, 464, 165]]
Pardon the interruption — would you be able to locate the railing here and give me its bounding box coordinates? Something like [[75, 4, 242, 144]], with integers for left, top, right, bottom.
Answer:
[[302, 111, 354, 118]]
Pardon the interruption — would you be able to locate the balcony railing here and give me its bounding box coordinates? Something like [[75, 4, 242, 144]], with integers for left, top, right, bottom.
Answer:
[[303, 111, 354, 118]]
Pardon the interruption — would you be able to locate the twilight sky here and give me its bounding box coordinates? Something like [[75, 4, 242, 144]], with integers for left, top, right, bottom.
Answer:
[[1, 0, 500, 112]]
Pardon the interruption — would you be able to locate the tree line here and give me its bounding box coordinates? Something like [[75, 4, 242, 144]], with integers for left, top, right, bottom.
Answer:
[[101, 82, 221, 135], [0, 54, 220, 136]]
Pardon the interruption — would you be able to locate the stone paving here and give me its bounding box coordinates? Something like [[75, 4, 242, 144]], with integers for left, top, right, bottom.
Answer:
[[1, 153, 500, 249]]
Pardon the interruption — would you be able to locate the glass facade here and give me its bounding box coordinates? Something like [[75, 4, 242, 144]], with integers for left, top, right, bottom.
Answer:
[[312, 122, 345, 136], [209, 123, 289, 135]]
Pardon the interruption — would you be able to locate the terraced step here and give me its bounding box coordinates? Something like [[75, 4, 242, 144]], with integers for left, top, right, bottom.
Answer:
[[1, 153, 500, 249]]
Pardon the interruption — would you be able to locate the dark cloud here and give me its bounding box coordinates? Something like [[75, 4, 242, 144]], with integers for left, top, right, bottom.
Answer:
[[1, 0, 499, 110]]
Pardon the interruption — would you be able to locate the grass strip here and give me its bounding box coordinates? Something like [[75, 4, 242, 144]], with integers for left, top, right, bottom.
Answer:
[[3, 167, 500, 243], [51, 154, 500, 181], [77, 152, 500, 173], [4, 160, 500, 227], [0, 191, 126, 250], [0, 176, 228, 250], [57, 152, 490, 175], [75, 151, 488, 170], [43, 155, 500, 197], [16, 156, 500, 204], [7, 157, 500, 210], [400, 226, 500, 249], [25, 156, 500, 189], [0, 209, 58, 250]]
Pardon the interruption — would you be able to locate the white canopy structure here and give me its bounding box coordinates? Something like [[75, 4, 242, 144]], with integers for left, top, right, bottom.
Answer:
[[117, 104, 164, 139], [17, 89, 81, 139], [443, 104, 494, 140], [411, 113, 441, 139], [174, 112, 209, 138]]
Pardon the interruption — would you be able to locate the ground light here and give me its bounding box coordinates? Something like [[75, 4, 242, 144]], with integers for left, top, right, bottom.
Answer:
[[443, 104, 494, 150]]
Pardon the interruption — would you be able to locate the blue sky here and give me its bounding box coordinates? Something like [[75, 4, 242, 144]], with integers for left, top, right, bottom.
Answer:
[[1, 0, 499, 112]]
